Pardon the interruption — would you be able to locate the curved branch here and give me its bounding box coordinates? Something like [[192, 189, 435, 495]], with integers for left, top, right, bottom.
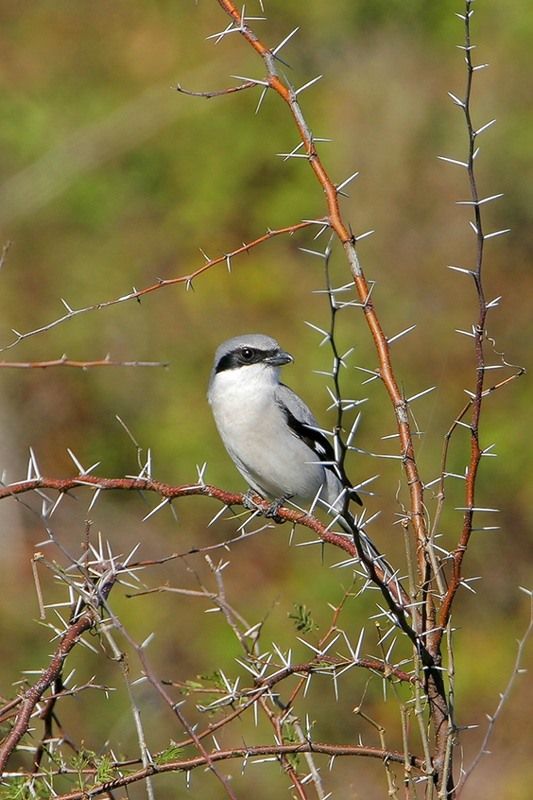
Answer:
[[176, 79, 256, 98], [50, 742, 426, 800]]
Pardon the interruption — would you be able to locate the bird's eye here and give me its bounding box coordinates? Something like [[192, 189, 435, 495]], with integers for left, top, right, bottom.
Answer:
[[240, 347, 254, 362]]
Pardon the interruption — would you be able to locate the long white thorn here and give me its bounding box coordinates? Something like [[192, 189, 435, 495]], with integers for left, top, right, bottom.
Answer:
[[272, 26, 299, 55], [294, 75, 323, 97]]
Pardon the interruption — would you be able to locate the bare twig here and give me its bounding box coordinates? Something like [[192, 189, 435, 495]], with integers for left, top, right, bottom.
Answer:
[[176, 79, 257, 98], [0, 357, 169, 370], [48, 742, 425, 800], [0, 222, 314, 354]]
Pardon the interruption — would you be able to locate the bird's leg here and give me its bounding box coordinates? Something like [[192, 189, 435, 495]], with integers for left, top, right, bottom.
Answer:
[[264, 493, 292, 524], [243, 490, 291, 524], [242, 489, 265, 513]]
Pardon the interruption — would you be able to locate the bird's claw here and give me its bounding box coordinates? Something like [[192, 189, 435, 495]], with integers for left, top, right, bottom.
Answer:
[[243, 490, 291, 524], [264, 494, 291, 524]]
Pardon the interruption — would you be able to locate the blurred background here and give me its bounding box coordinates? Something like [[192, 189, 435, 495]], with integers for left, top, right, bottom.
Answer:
[[0, 1, 531, 797]]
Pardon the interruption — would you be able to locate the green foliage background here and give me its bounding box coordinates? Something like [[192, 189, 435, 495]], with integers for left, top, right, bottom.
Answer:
[[0, 1, 531, 798]]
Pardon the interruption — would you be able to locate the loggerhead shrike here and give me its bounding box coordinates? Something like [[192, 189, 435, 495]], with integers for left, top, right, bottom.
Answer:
[[208, 333, 362, 531]]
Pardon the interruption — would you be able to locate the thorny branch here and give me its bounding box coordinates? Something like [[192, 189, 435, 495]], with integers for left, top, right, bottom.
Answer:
[[101, 597, 240, 800], [176, 79, 257, 98], [0, 357, 169, 370], [211, 0, 453, 785], [213, 0, 430, 604], [28, 743, 425, 800], [435, 2, 512, 649], [0, 539, 426, 795], [200, 0, 521, 793], [0, 579, 114, 774], [0, 3, 524, 799], [0, 474, 408, 612], [0, 221, 314, 354]]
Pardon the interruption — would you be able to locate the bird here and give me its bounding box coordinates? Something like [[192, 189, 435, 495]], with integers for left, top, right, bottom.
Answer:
[[208, 333, 404, 604], [207, 333, 362, 529]]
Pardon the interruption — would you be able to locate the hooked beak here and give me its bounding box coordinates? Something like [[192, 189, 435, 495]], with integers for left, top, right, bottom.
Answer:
[[266, 350, 293, 367]]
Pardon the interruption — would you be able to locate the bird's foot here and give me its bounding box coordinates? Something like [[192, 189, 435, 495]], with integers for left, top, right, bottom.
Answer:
[[243, 491, 291, 524], [264, 494, 291, 524], [242, 490, 264, 513]]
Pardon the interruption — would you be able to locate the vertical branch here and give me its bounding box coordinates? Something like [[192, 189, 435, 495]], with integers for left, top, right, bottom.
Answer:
[[213, 0, 429, 589], [324, 245, 349, 484], [437, 0, 502, 644], [211, 0, 456, 788]]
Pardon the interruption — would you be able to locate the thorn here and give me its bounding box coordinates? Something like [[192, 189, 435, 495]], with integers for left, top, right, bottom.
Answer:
[[206, 22, 236, 43], [346, 412, 366, 448], [336, 171, 360, 193], [301, 217, 330, 226], [67, 448, 86, 474], [304, 320, 330, 345], [255, 85, 269, 114], [457, 193, 503, 207], [196, 462, 207, 485], [294, 74, 323, 97], [272, 26, 299, 55], [438, 155, 468, 168], [141, 632, 156, 650], [142, 497, 170, 522], [313, 223, 330, 240], [276, 152, 308, 160], [60, 298, 74, 313], [47, 493, 65, 519], [354, 229, 375, 242], [483, 228, 511, 240], [448, 91, 465, 108], [387, 324, 416, 345], [470, 526, 501, 532], [300, 247, 327, 259], [474, 119, 496, 136], [406, 386, 436, 403], [28, 447, 41, 480], [276, 141, 305, 161], [231, 74, 269, 87], [87, 487, 102, 512], [448, 265, 476, 276]]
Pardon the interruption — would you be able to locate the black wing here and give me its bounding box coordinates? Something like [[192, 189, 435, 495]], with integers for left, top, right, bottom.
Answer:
[[277, 385, 363, 506]]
